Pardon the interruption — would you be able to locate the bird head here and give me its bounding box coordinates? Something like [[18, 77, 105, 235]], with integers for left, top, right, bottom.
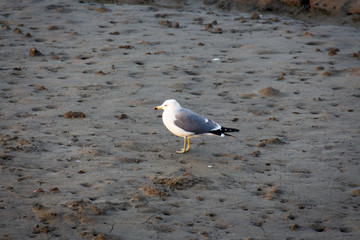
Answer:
[[154, 99, 180, 111]]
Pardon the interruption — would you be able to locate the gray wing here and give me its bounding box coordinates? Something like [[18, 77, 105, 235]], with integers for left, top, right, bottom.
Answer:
[[174, 108, 220, 135]]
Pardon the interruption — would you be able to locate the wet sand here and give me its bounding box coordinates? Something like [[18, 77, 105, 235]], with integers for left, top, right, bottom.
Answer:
[[1, 0, 360, 239]]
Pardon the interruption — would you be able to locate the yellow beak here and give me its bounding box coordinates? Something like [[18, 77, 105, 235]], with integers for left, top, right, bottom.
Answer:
[[154, 105, 163, 110]]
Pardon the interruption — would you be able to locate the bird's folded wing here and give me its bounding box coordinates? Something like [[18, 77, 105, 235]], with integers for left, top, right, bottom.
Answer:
[[174, 108, 220, 134]]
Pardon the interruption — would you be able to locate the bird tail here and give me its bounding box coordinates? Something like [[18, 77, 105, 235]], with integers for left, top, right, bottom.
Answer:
[[210, 127, 239, 138]]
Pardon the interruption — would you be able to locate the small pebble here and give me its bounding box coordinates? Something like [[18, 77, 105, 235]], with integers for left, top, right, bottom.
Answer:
[[303, 32, 313, 37], [13, 27, 22, 34], [29, 48, 44, 56], [1, 24, 11, 30], [290, 224, 300, 230], [250, 12, 260, 20], [96, 6, 110, 13], [328, 48, 339, 56], [50, 187, 59, 193], [196, 196, 204, 201], [322, 71, 331, 77], [212, 27, 222, 34], [204, 23, 213, 30], [172, 22, 180, 28], [118, 113, 128, 119], [64, 111, 86, 118]]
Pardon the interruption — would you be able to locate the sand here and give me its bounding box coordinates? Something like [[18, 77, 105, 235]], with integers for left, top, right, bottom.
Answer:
[[1, 0, 360, 239]]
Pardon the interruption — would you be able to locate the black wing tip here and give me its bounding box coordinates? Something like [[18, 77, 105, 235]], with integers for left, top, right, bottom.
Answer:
[[210, 127, 239, 137], [221, 127, 239, 132]]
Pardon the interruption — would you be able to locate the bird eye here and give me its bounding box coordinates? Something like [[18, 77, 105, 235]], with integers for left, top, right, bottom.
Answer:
[[164, 104, 167, 107]]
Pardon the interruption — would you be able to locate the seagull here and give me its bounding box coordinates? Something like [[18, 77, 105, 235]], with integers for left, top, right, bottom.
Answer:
[[154, 99, 239, 153]]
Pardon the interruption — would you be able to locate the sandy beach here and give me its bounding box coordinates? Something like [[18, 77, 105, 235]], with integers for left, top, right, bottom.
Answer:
[[1, 0, 360, 239]]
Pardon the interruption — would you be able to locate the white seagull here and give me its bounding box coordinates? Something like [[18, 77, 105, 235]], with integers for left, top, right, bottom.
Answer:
[[154, 99, 239, 153]]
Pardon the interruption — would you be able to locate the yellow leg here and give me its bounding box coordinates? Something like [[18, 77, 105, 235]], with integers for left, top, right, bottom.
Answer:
[[185, 137, 190, 152], [177, 137, 190, 154]]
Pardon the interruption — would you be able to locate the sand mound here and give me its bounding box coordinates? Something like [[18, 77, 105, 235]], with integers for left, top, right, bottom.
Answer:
[[258, 87, 282, 97]]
